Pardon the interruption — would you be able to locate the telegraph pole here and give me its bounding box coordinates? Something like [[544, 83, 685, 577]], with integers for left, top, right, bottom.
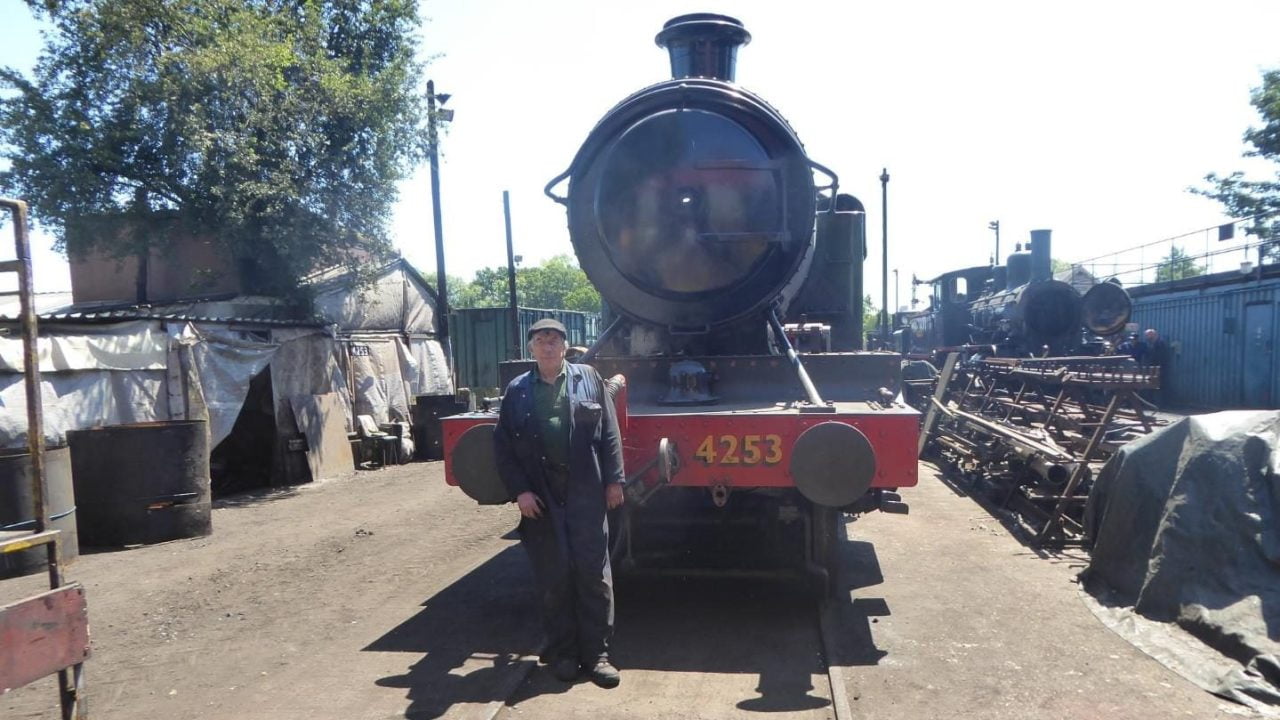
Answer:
[[504, 191, 520, 358], [880, 168, 890, 338], [428, 80, 453, 341]]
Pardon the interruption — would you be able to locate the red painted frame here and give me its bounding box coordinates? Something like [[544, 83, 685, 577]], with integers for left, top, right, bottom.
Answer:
[[0, 583, 90, 694], [442, 407, 918, 492]]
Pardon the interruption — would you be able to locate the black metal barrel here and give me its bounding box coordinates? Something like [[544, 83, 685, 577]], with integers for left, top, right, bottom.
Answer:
[[68, 420, 212, 546], [0, 445, 78, 578], [412, 394, 468, 461]]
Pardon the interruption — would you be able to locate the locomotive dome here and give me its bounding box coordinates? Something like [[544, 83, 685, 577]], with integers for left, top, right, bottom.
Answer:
[[557, 13, 818, 330]]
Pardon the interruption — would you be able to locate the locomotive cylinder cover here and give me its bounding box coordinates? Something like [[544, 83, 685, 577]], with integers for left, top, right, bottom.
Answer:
[[560, 14, 817, 331]]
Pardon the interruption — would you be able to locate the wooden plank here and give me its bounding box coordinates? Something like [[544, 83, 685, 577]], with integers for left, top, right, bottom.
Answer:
[[291, 393, 355, 482], [0, 529, 59, 555], [917, 352, 960, 458], [1, 584, 90, 694]]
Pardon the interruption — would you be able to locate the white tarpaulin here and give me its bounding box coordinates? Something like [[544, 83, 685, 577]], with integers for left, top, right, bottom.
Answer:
[[0, 369, 166, 447], [0, 320, 311, 451], [409, 336, 454, 396], [347, 336, 410, 424], [0, 320, 167, 372], [172, 324, 279, 448], [269, 327, 353, 441], [0, 320, 170, 447], [312, 262, 437, 334]]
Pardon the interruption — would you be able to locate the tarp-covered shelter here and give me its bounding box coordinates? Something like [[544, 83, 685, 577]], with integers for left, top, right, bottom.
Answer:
[[0, 296, 351, 489], [0, 257, 452, 491], [307, 257, 453, 425], [1082, 411, 1280, 715]]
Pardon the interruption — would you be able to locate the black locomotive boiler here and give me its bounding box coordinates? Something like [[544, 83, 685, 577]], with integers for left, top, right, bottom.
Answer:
[[902, 229, 1133, 361], [443, 13, 918, 586]]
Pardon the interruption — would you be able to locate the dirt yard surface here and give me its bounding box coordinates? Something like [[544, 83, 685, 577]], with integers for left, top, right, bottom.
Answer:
[[2, 461, 1252, 719]]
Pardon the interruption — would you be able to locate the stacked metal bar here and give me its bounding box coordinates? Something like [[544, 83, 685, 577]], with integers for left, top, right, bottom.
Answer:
[[920, 354, 1163, 544]]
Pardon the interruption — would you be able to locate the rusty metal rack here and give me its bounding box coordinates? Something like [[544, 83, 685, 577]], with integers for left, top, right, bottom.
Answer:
[[0, 198, 89, 718], [921, 353, 1164, 545]]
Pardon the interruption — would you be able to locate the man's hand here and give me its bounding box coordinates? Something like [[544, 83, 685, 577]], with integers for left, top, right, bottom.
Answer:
[[606, 483, 625, 510], [516, 491, 545, 519]]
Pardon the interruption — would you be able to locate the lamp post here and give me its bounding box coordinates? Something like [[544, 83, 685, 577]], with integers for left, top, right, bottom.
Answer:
[[880, 168, 890, 338], [988, 220, 1000, 265], [428, 80, 454, 340]]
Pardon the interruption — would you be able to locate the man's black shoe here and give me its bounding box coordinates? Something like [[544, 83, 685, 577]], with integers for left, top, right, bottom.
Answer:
[[586, 659, 620, 688], [551, 657, 579, 682]]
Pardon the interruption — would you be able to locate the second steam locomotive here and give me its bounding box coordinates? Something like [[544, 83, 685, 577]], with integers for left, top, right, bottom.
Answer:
[[442, 13, 918, 586], [900, 229, 1134, 361]]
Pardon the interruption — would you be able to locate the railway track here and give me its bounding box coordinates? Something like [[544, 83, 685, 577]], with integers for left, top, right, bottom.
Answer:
[[480, 525, 866, 720]]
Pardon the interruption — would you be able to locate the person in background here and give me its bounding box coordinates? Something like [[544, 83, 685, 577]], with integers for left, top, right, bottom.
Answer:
[[1142, 328, 1171, 405], [1117, 332, 1140, 359], [492, 318, 626, 688]]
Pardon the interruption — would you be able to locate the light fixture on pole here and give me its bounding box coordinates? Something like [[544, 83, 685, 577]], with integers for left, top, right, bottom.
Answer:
[[988, 220, 1000, 265]]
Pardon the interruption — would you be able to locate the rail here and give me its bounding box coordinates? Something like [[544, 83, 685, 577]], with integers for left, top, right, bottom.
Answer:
[[1070, 209, 1279, 287]]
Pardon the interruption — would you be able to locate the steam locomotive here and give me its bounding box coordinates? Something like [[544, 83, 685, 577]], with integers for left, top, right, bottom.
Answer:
[[442, 13, 918, 585], [900, 229, 1134, 361]]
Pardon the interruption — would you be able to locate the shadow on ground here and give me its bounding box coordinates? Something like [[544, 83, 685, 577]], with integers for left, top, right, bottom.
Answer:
[[366, 521, 893, 718], [365, 544, 544, 719]]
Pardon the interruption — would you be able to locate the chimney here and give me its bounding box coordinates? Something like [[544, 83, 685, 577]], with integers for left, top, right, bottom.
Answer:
[[655, 13, 751, 82], [1030, 229, 1052, 282]]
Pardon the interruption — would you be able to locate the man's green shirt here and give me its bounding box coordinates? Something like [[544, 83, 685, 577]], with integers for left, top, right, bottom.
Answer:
[[533, 364, 570, 469]]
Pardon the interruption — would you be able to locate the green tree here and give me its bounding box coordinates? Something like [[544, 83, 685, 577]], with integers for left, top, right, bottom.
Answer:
[[449, 256, 601, 313], [518, 255, 600, 312], [1197, 68, 1280, 261], [862, 294, 879, 344], [1050, 258, 1073, 276], [1155, 245, 1205, 282], [0, 0, 429, 298], [448, 267, 509, 309]]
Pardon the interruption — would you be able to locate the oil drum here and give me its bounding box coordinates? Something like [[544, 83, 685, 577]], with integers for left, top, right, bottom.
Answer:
[[0, 445, 78, 578], [68, 420, 212, 546]]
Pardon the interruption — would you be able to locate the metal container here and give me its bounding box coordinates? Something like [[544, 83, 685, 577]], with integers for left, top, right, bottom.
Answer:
[[411, 394, 469, 461], [67, 420, 212, 546], [0, 445, 78, 578], [451, 307, 601, 390], [1129, 269, 1280, 409]]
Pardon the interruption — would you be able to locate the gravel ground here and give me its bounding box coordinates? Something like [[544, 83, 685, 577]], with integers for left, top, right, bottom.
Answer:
[[1, 461, 1254, 719]]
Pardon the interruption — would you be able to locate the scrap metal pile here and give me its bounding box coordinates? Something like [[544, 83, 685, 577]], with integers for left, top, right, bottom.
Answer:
[[915, 354, 1163, 544]]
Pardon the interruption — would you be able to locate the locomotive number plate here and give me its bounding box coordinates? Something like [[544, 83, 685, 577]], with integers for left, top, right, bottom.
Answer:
[[693, 434, 784, 466]]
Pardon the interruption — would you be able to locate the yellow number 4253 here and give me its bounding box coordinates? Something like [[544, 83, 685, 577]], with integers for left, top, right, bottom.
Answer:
[[693, 434, 784, 466]]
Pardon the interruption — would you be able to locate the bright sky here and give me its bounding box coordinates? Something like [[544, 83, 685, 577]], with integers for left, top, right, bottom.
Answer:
[[3, 0, 1279, 310]]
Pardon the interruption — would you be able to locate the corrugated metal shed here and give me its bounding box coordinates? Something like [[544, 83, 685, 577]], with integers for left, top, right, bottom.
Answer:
[[0, 293, 322, 327], [451, 307, 602, 390], [1128, 266, 1280, 409]]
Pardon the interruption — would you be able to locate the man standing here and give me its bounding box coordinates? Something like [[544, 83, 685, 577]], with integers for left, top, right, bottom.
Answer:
[[493, 318, 626, 688], [1142, 328, 1171, 405]]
